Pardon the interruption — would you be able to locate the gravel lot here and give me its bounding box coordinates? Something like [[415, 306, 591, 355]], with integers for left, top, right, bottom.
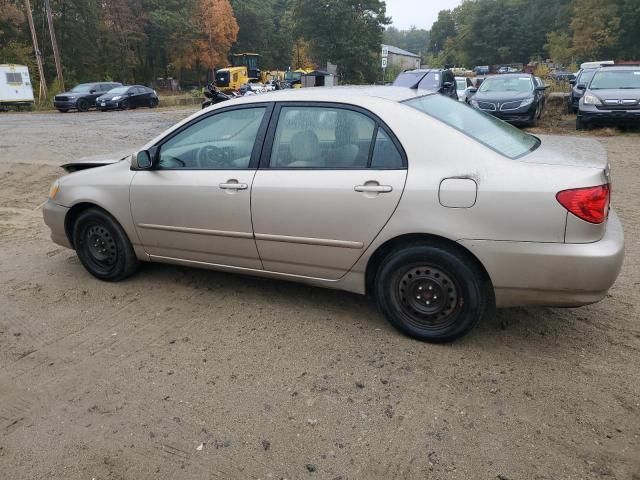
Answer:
[[1, 108, 638, 480]]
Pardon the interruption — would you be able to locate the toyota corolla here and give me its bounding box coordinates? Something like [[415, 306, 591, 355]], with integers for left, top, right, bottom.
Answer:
[[43, 87, 624, 342]]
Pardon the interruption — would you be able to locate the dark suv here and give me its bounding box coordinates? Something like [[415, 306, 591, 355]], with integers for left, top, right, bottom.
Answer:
[[392, 69, 458, 99], [54, 82, 122, 113], [577, 65, 640, 129]]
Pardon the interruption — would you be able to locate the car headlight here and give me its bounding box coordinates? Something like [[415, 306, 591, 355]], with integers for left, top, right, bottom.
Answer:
[[67, 96, 76, 100], [583, 94, 602, 106], [49, 180, 60, 200], [470, 99, 479, 107], [112, 96, 122, 101], [520, 97, 535, 107]]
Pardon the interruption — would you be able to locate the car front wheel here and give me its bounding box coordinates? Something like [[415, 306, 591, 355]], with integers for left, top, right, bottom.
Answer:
[[72, 208, 139, 281], [76, 98, 89, 112], [375, 245, 491, 342]]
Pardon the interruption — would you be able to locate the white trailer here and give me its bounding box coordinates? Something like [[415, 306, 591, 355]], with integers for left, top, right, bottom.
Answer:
[[0, 64, 35, 105]]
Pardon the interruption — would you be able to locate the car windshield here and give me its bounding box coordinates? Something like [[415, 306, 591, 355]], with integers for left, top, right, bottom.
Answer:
[[108, 86, 129, 94], [479, 76, 533, 93], [70, 84, 94, 93], [403, 94, 540, 159], [577, 69, 596, 86], [590, 70, 640, 89], [393, 71, 426, 87]]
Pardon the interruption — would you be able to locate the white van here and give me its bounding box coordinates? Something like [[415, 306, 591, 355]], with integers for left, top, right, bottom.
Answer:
[[0, 64, 35, 106]]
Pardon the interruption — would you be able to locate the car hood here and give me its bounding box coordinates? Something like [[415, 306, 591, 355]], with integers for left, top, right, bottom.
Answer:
[[588, 89, 640, 101], [474, 91, 533, 102], [97, 92, 125, 100], [520, 135, 608, 170], [61, 150, 132, 172]]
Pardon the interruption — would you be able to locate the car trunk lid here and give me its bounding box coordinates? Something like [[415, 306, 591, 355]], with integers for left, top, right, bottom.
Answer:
[[519, 134, 609, 171]]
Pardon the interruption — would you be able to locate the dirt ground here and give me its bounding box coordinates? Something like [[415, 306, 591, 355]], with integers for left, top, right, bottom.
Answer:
[[0, 107, 638, 480]]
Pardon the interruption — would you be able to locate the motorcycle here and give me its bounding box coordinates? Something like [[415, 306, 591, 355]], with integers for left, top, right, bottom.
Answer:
[[202, 83, 232, 109]]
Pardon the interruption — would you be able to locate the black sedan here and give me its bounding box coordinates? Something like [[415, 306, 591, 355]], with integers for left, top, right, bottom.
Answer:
[[96, 85, 159, 111], [53, 82, 122, 113], [469, 73, 547, 126]]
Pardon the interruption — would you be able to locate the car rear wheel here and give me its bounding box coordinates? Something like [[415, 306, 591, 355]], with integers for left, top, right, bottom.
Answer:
[[375, 245, 491, 342], [76, 98, 89, 112], [72, 208, 139, 281]]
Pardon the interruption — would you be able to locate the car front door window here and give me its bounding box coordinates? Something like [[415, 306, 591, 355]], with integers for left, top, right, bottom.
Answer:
[[158, 107, 267, 170]]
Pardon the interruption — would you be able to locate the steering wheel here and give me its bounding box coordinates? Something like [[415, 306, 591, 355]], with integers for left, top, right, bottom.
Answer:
[[197, 145, 226, 168]]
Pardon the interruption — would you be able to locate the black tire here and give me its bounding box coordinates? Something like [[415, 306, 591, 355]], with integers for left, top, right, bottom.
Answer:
[[120, 100, 130, 110], [57, 109, 69, 113], [374, 245, 492, 342], [76, 98, 89, 112], [72, 208, 139, 281], [149, 98, 158, 108], [576, 116, 587, 130]]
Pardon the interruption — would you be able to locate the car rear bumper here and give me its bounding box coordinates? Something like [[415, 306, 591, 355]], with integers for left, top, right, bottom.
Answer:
[[43, 200, 72, 249], [459, 210, 625, 308]]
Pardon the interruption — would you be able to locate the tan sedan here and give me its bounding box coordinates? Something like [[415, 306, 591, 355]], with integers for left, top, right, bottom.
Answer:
[[43, 87, 624, 342]]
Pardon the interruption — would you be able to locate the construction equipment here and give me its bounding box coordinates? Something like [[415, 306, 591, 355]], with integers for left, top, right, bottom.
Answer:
[[215, 66, 250, 92], [284, 68, 314, 88]]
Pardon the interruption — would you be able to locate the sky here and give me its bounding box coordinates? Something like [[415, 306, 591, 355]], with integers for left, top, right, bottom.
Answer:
[[385, 0, 464, 30]]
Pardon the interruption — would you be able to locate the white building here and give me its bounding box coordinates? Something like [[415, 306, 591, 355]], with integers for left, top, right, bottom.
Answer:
[[381, 44, 421, 71]]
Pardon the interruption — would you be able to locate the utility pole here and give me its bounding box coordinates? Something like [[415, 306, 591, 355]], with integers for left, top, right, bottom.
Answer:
[[43, 0, 64, 91], [23, 0, 47, 101]]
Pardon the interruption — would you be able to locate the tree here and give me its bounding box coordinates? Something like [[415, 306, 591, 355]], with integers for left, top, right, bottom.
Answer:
[[545, 31, 573, 65], [292, 0, 389, 83], [428, 9, 455, 54], [570, 0, 620, 61], [191, 0, 239, 69]]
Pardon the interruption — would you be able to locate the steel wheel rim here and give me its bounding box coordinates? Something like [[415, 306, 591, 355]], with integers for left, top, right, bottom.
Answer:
[[396, 265, 462, 330], [83, 224, 117, 269]]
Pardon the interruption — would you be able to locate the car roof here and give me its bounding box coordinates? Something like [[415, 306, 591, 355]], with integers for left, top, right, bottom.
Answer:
[[598, 65, 640, 71], [229, 86, 430, 104], [487, 73, 533, 79]]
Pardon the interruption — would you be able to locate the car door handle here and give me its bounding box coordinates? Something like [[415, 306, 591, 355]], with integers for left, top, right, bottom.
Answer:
[[219, 182, 248, 190], [354, 184, 393, 193]]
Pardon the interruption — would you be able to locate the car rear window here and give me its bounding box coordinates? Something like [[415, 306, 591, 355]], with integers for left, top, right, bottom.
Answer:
[[403, 94, 540, 159], [393, 71, 425, 88]]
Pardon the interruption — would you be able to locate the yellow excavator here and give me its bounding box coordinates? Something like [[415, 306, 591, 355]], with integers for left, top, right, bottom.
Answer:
[[214, 53, 260, 92]]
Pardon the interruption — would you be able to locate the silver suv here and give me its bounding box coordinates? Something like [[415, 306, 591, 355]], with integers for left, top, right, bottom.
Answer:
[[577, 65, 640, 129]]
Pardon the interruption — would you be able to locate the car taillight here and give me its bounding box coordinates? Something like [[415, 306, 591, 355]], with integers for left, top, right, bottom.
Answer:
[[556, 184, 610, 224]]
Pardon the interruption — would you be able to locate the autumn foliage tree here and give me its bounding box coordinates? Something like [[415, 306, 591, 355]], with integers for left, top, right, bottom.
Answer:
[[190, 0, 239, 70]]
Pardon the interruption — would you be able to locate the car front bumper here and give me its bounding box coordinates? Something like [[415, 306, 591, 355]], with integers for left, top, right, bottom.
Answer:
[[43, 199, 72, 249], [578, 106, 640, 123], [97, 100, 121, 109], [53, 100, 78, 110], [460, 209, 625, 308]]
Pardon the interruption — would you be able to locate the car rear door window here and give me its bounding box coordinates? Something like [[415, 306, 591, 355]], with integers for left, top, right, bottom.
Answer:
[[269, 106, 376, 168], [157, 107, 266, 170], [370, 129, 403, 169]]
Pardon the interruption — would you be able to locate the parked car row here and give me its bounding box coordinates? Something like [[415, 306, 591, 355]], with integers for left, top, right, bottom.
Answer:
[[395, 69, 548, 128], [54, 82, 159, 113]]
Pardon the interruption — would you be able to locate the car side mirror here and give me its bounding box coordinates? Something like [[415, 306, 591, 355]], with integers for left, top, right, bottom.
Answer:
[[577, 84, 586, 90], [468, 88, 478, 94], [131, 147, 157, 170], [569, 79, 576, 85], [89, 89, 97, 94], [443, 81, 453, 89], [535, 86, 548, 91]]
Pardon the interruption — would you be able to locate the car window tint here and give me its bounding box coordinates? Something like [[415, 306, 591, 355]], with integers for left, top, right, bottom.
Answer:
[[405, 95, 540, 159], [370, 129, 403, 169], [158, 107, 266, 170], [270, 107, 375, 169], [418, 71, 441, 90]]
